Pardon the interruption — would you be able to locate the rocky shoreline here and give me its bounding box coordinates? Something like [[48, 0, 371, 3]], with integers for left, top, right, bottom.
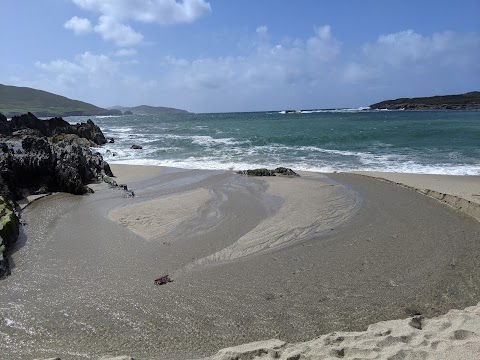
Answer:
[[0, 112, 113, 278]]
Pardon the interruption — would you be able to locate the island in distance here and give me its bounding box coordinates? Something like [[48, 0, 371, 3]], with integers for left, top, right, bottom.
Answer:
[[0, 83, 188, 118], [109, 105, 189, 115], [369, 91, 480, 110]]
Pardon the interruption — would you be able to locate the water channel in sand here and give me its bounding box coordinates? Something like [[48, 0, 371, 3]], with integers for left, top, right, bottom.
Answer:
[[1, 167, 480, 359]]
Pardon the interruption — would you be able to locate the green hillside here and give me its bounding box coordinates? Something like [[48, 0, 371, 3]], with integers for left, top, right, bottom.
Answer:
[[0, 84, 121, 117], [370, 91, 480, 110]]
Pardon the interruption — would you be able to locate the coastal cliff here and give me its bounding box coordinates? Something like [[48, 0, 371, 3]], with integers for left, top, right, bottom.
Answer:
[[370, 91, 480, 110], [0, 112, 112, 278]]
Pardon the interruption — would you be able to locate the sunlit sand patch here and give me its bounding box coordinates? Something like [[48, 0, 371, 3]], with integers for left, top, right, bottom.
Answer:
[[108, 188, 211, 240]]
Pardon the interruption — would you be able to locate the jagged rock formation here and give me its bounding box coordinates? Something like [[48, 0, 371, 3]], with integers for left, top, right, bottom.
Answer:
[[0, 134, 112, 198], [2, 112, 107, 145], [0, 112, 113, 277]]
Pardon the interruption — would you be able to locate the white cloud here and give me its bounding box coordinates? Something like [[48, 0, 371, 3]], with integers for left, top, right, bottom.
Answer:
[[165, 25, 341, 92], [342, 63, 376, 84], [363, 29, 480, 68], [72, 0, 211, 24], [64, 16, 93, 34], [144, 28, 339, 111], [67, 0, 211, 46], [306, 25, 341, 61], [94, 15, 144, 46], [256, 25, 268, 35], [35, 52, 119, 89], [114, 48, 138, 57]]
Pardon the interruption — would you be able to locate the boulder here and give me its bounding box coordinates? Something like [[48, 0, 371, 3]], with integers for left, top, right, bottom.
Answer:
[[131, 144, 142, 149], [74, 119, 107, 145]]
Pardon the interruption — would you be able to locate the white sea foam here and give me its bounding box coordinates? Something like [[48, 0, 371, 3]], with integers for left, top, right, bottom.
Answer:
[[94, 115, 120, 119], [108, 156, 480, 175], [107, 127, 133, 133], [278, 107, 371, 114]]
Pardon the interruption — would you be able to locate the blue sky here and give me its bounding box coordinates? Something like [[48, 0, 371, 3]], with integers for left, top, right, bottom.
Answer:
[[1, 0, 479, 113]]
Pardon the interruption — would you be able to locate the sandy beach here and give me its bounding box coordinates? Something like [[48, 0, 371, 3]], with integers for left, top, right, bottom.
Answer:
[[1, 165, 480, 359]]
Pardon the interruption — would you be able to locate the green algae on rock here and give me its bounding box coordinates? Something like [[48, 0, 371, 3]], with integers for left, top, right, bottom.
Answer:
[[0, 196, 19, 278]]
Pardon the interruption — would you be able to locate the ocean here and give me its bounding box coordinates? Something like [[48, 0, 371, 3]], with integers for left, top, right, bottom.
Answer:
[[72, 109, 480, 175]]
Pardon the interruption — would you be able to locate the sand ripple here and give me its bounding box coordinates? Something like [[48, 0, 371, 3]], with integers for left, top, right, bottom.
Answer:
[[109, 188, 211, 240], [186, 176, 359, 268]]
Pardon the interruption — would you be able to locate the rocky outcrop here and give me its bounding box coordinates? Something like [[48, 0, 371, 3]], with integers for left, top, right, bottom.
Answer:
[[0, 135, 112, 198], [0, 112, 113, 277], [237, 167, 300, 177], [2, 112, 107, 145]]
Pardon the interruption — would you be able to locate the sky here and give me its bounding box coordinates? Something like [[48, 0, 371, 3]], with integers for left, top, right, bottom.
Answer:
[[1, 0, 479, 113]]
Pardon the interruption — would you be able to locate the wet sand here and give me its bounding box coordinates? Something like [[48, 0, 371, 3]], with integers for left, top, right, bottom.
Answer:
[[1, 166, 480, 359]]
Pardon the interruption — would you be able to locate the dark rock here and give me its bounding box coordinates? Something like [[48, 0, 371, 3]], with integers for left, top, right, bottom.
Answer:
[[103, 176, 134, 197], [108, 137, 115, 143], [409, 315, 425, 330], [0, 113, 11, 135], [155, 274, 173, 285], [1, 112, 107, 145], [238, 167, 300, 177], [238, 168, 276, 176], [0, 116, 113, 199], [274, 167, 300, 176], [131, 144, 142, 149], [74, 119, 107, 145], [51, 133, 95, 147]]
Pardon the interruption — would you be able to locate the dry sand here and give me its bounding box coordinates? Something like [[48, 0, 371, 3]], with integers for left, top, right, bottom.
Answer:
[[2, 165, 480, 360], [207, 303, 480, 359]]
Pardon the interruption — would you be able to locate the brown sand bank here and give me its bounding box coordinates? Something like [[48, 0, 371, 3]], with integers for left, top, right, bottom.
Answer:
[[1, 165, 480, 359], [352, 171, 480, 221]]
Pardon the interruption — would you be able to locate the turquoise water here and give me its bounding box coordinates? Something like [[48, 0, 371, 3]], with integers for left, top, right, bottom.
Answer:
[[77, 110, 480, 175]]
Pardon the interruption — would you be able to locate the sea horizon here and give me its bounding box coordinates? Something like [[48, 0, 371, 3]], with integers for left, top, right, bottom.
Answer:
[[70, 109, 480, 176]]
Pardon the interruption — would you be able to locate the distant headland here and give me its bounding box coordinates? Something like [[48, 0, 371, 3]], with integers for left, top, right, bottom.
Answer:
[[0, 84, 188, 118], [370, 91, 480, 110]]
